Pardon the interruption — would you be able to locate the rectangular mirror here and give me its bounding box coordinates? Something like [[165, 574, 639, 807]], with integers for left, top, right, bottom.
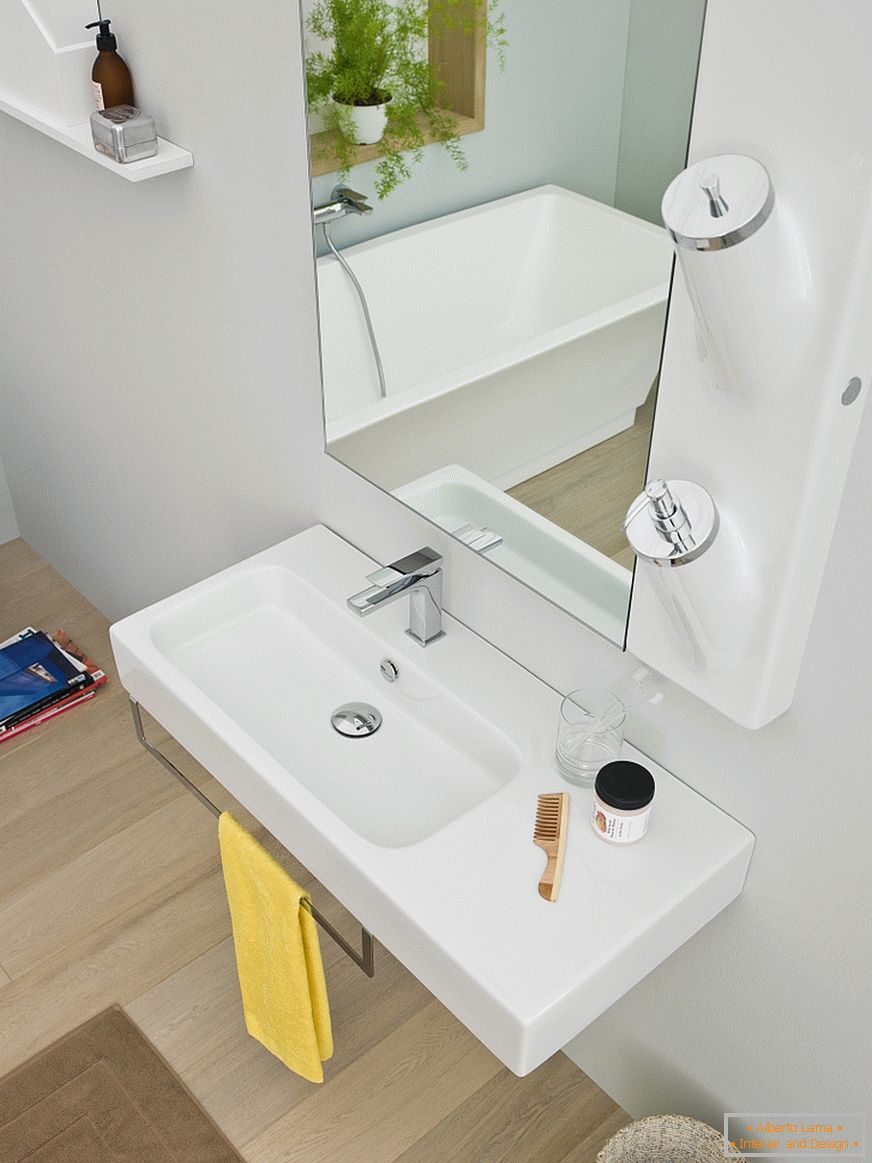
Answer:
[[306, 0, 707, 645]]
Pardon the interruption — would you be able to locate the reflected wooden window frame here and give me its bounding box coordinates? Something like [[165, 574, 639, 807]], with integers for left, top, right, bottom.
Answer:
[[310, 1, 487, 178]]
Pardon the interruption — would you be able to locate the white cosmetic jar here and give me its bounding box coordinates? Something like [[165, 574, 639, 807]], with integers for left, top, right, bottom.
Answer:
[[592, 760, 655, 844]]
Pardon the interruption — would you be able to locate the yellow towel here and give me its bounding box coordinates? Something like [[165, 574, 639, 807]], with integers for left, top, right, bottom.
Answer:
[[218, 812, 333, 1082]]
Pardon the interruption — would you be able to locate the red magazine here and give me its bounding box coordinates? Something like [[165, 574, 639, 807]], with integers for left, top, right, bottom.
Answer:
[[0, 688, 98, 743]]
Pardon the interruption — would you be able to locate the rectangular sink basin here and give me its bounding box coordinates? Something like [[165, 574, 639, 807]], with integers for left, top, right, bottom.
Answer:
[[147, 564, 519, 847], [111, 525, 754, 1076]]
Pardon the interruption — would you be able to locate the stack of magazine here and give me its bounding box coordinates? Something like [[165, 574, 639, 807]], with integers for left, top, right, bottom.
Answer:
[[0, 627, 107, 744]]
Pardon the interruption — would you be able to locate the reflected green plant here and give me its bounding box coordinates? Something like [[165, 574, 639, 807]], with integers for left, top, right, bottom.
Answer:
[[305, 0, 507, 198]]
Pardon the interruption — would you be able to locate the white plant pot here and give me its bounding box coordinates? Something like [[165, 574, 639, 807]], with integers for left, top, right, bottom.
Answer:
[[337, 98, 389, 145]]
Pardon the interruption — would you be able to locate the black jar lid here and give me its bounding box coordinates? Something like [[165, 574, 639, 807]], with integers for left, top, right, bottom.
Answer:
[[595, 761, 655, 810]]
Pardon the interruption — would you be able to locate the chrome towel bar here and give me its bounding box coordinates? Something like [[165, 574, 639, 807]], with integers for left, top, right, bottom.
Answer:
[[129, 698, 375, 977]]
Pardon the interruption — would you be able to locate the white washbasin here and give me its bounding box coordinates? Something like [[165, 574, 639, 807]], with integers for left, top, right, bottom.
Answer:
[[147, 563, 519, 847], [111, 525, 754, 1075]]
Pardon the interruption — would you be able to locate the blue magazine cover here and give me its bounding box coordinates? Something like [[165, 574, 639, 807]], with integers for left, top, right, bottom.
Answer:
[[0, 629, 89, 725]]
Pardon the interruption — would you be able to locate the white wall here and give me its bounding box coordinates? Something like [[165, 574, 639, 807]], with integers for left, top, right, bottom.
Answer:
[[0, 0, 318, 618], [0, 439, 19, 544], [1, 0, 870, 1127]]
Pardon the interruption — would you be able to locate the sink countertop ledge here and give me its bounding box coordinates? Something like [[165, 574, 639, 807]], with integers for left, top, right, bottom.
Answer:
[[110, 524, 754, 1076]]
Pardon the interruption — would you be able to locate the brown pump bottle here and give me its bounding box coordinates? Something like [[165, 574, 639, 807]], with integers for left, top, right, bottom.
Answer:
[[86, 19, 134, 110]]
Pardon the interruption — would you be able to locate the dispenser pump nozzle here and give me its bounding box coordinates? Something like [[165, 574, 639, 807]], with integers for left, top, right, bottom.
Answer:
[[86, 18, 117, 51]]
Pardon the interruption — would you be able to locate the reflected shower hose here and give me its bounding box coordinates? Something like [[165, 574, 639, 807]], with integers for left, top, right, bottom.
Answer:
[[321, 222, 388, 400]]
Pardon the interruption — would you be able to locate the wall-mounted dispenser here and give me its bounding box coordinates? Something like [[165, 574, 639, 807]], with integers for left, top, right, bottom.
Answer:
[[627, 76, 872, 729], [623, 479, 718, 567], [662, 153, 773, 252], [661, 154, 777, 399]]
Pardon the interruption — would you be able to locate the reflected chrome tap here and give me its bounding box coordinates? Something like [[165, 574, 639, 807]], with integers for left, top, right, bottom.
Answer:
[[312, 183, 387, 400], [313, 184, 373, 227], [347, 547, 444, 646]]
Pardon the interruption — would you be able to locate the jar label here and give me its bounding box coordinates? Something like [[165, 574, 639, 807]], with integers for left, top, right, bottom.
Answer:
[[592, 800, 651, 843]]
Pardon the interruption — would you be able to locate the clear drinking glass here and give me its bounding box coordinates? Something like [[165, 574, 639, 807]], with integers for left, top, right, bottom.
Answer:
[[555, 688, 626, 786]]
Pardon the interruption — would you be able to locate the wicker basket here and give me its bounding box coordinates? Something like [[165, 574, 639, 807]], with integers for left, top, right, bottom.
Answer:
[[597, 1114, 744, 1161]]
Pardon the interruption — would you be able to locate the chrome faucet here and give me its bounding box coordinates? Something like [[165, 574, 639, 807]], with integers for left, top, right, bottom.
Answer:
[[313, 184, 373, 227], [347, 548, 444, 646]]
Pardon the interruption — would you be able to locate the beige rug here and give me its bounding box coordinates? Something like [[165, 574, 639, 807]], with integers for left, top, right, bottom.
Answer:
[[0, 1006, 244, 1162]]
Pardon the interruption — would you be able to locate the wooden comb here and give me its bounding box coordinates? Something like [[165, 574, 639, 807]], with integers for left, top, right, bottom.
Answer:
[[533, 792, 569, 902]]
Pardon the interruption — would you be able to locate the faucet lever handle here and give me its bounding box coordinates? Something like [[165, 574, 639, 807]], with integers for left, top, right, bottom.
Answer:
[[386, 547, 443, 576], [331, 184, 373, 215], [334, 184, 366, 202], [363, 548, 441, 589]]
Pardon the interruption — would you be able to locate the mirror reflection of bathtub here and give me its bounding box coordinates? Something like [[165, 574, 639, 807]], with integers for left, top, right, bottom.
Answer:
[[394, 464, 632, 643], [321, 185, 670, 494], [310, 0, 707, 646]]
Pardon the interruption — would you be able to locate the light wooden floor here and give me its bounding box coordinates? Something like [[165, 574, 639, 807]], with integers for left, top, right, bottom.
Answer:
[[0, 538, 629, 1162], [509, 391, 656, 570]]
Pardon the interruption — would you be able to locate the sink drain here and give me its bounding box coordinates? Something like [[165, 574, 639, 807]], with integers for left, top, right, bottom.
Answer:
[[331, 702, 383, 738]]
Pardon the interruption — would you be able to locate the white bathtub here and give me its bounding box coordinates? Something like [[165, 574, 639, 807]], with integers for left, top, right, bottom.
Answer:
[[320, 185, 670, 491]]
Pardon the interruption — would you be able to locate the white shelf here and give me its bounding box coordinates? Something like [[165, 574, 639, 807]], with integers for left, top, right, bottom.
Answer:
[[0, 90, 193, 181]]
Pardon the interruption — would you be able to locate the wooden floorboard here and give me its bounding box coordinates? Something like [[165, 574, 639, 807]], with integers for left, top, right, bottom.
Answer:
[[397, 1052, 627, 1163], [0, 867, 231, 1075], [0, 537, 628, 1160], [509, 390, 655, 565], [557, 1108, 634, 1163], [244, 1000, 503, 1162], [129, 931, 432, 1149], [0, 793, 219, 978]]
